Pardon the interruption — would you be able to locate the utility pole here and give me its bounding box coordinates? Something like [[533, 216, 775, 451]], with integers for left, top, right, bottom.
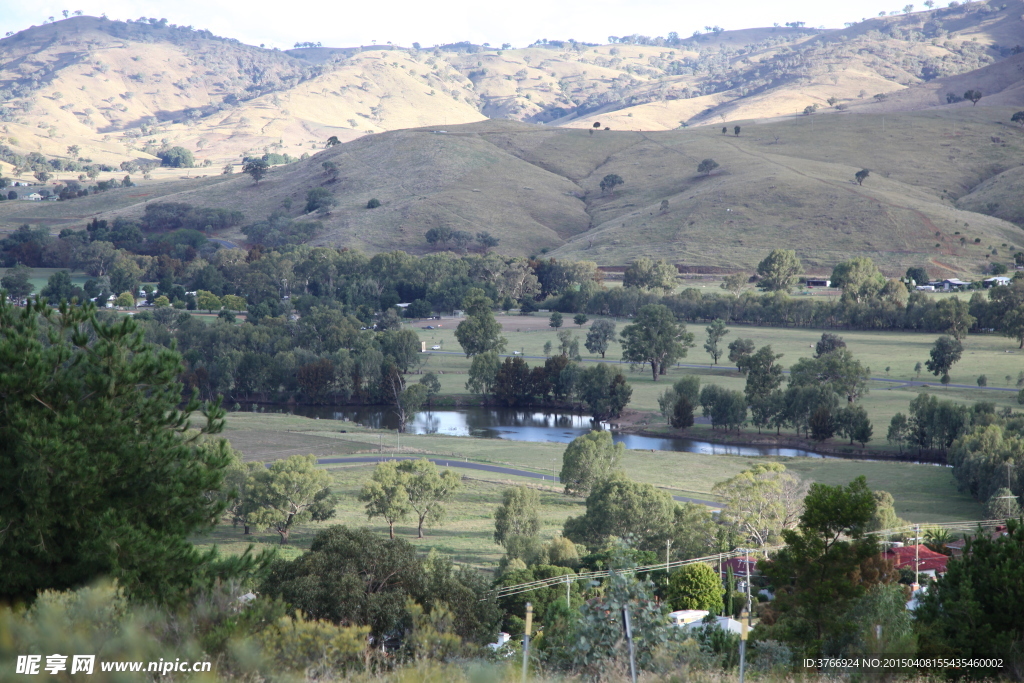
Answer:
[[915, 524, 921, 587], [522, 603, 532, 683], [623, 607, 638, 683], [666, 539, 673, 575]]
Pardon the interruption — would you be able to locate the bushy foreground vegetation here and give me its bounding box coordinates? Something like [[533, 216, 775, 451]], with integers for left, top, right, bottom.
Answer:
[[2, 297, 1022, 680]]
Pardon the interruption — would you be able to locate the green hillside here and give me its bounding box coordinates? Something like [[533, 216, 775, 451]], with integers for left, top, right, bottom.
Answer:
[[13, 107, 1020, 275]]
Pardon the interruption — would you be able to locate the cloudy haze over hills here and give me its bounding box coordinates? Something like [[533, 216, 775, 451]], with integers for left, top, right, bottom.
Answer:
[[2, 0, 920, 50]]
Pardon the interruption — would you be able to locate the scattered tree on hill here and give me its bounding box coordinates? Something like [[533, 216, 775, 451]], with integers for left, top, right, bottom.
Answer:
[[620, 303, 695, 381], [305, 187, 335, 214], [425, 226, 453, 249], [599, 174, 624, 195], [322, 160, 339, 180], [366, 198, 382, 209], [734, 125, 741, 136], [826, 97, 838, 107], [493, 485, 541, 547], [666, 563, 724, 612], [855, 169, 870, 185], [249, 454, 336, 544], [697, 158, 719, 176], [396, 458, 461, 538], [722, 127, 728, 134], [157, 146, 195, 168], [873, 93, 888, 102], [549, 311, 563, 329], [964, 89, 982, 105], [476, 231, 499, 251], [325, 135, 341, 147], [559, 430, 624, 497], [584, 319, 616, 358], [756, 249, 802, 292], [1012, 111, 1024, 127], [573, 313, 588, 327], [242, 158, 269, 184]]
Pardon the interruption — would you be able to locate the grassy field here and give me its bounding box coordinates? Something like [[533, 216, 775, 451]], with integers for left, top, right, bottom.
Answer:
[[0, 267, 91, 293], [413, 314, 1024, 441], [195, 410, 985, 568]]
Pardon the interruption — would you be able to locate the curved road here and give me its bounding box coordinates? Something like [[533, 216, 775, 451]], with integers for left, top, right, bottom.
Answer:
[[318, 455, 719, 508]]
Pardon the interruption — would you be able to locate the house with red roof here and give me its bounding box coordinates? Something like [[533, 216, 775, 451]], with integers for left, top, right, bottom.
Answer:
[[722, 555, 759, 578], [882, 544, 949, 578]]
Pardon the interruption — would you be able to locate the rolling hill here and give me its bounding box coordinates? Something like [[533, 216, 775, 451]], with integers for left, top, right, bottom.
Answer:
[[0, 3, 1022, 274], [1, 1, 1022, 170], [6, 105, 1022, 276]]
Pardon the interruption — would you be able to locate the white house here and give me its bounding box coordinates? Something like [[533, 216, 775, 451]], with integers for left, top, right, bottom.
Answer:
[[983, 276, 1011, 288], [22, 192, 43, 201], [668, 610, 708, 626]]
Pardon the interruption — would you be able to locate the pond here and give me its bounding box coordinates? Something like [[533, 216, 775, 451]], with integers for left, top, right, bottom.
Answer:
[[242, 405, 828, 458]]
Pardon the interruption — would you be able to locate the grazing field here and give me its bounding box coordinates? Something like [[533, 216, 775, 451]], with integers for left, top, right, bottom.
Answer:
[[0, 267, 91, 294], [197, 411, 984, 568], [412, 314, 1024, 440]]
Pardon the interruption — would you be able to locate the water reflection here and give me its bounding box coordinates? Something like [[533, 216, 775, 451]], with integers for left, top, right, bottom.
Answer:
[[243, 405, 827, 458]]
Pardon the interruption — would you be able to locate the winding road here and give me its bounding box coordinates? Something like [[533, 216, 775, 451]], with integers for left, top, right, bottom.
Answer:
[[318, 455, 720, 508]]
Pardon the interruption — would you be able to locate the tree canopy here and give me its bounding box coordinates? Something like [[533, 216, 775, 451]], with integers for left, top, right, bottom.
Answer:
[[0, 299, 263, 605], [620, 304, 694, 381], [559, 430, 624, 497]]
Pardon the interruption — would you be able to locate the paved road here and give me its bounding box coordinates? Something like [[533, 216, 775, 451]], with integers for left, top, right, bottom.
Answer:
[[423, 350, 1019, 393], [208, 237, 240, 249], [318, 455, 720, 508]]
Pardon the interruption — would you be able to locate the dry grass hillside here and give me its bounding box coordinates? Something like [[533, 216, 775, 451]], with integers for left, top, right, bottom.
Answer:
[[13, 106, 1021, 277], [0, 17, 486, 168], [1, 2, 1021, 169]]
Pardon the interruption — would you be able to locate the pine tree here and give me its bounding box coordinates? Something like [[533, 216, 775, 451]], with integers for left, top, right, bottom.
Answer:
[[0, 299, 265, 605]]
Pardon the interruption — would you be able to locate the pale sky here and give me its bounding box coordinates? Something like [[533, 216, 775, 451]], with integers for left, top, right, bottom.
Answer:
[[0, 0, 904, 50]]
